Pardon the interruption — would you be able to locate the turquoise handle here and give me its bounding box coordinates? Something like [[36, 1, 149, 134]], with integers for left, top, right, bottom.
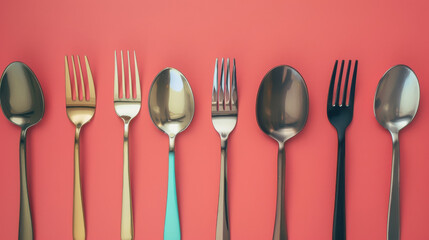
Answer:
[[164, 151, 181, 240]]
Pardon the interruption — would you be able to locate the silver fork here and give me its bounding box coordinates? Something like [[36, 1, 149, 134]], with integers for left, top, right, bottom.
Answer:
[[211, 58, 238, 240], [114, 50, 141, 240]]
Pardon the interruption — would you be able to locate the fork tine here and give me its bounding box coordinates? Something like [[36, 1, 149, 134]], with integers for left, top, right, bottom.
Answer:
[[71, 56, 79, 100], [225, 58, 230, 109], [85, 56, 95, 101], [327, 60, 338, 107], [219, 58, 225, 110], [212, 58, 218, 109], [349, 60, 358, 107], [114, 51, 119, 99], [341, 60, 352, 106], [121, 51, 125, 99], [231, 58, 237, 108], [127, 51, 132, 99], [77, 56, 86, 100], [134, 51, 141, 100], [65, 56, 72, 101], [335, 60, 345, 106]]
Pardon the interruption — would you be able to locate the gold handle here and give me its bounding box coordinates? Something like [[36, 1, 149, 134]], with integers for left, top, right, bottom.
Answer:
[[73, 126, 86, 240], [19, 128, 33, 240], [121, 122, 133, 240]]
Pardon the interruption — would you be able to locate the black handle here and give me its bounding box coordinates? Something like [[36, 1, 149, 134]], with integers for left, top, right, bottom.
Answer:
[[333, 133, 346, 240]]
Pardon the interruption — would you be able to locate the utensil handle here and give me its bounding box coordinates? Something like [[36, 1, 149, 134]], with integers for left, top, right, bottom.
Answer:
[[121, 122, 134, 240], [164, 149, 181, 240], [387, 132, 400, 240], [73, 127, 86, 240], [333, 132, 346, 240], [19, 129, 33, 240], [273, 142, 287, 240], [216, 139, 230, 240]]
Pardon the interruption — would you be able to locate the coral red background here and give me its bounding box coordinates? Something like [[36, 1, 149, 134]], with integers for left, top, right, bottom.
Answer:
[[1, 0, 428, 239]]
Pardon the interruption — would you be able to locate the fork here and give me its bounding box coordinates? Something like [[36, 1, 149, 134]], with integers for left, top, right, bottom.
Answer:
[[327, 60, 358, 240], [211, 58, 238, 240], [114, 50, 141, 240], [65, 55, 96, 240]]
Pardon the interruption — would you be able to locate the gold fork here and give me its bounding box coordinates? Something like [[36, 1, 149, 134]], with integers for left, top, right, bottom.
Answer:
[[65, 55, 96, 240]]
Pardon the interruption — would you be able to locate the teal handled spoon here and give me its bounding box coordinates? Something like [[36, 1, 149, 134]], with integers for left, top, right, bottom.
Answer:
[[148, 68, 194, 240], [0, 62, 45, 240]]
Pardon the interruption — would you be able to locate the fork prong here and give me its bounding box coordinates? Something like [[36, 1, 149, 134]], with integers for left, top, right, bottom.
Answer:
[[335, 60, 345, 106], [77, 56, 86, 100], [134, 51, 141, 100], [212, 58, 218, 109], [127, 51, 132, 99], [71, 56, 79, 100], [341, 60, 352, 106], [219, 58, 225, 110], [114, 51, 119, 100], [327, 60, 338, 107], [65, 56, 72, 101], [231, 58, 237, 108], [349, 60, 358, 107], [225, 58, 230, 109], [85, 56, 96, 101], [121, 51, 125, 99]]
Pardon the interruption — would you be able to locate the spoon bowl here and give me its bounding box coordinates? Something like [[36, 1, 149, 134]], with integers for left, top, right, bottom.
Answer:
[[256, 65, 309, 240], [374, 65, 420, 133], [0, 62, 44, 128], [256, 65, 309, 143], [0, 61, 44, 240], [149, 67, 194, 138]]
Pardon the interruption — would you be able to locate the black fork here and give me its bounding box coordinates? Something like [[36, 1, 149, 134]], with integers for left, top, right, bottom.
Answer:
[[327, 60, 358, 240]]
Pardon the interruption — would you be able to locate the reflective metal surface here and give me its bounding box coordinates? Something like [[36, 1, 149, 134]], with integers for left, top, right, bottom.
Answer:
[[148, 68, 194, 240], [65, 55, 96, 240], [374, 65, 420, 240], [149, 68, 194, 139], [0, 62, 44, 240], [327, 60, 358, 240], [211, 58, 237, 240], [256, 65, 308, 240], [114, 50, 141, 240]]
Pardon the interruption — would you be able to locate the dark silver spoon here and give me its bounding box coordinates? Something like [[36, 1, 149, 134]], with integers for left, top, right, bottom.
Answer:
[[256, 65, 309, 240], [374, 65, 420, 240], [0, 62, 44, 240]]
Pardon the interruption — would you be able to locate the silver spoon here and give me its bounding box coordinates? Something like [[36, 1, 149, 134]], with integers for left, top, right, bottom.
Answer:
[[256, 65, 309, 240], [374, 65, 420, 240], [0, 62, 45, 240], [148, 68, 194, 240]]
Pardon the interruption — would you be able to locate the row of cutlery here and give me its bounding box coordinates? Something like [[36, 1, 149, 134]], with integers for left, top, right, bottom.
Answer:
[[0, 54, 419, 240]]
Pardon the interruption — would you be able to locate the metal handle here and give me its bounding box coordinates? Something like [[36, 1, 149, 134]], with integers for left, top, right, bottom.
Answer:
[[164, 137, 181, 240], [387, 132, 400, 240], [121, 122, 134, 240], [73, 126, 86, 240], [216, 139, 230, 240], [333, 132, 346, 240], [19, 128, 33, 240], [273, 141, 287, 240]]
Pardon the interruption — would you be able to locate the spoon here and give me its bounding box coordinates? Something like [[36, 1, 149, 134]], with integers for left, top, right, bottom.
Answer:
[[374, 65, 420, 240], [256, 65, 309, 240], [148, 68, 194, 240], [0, 62, 45, 240]]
